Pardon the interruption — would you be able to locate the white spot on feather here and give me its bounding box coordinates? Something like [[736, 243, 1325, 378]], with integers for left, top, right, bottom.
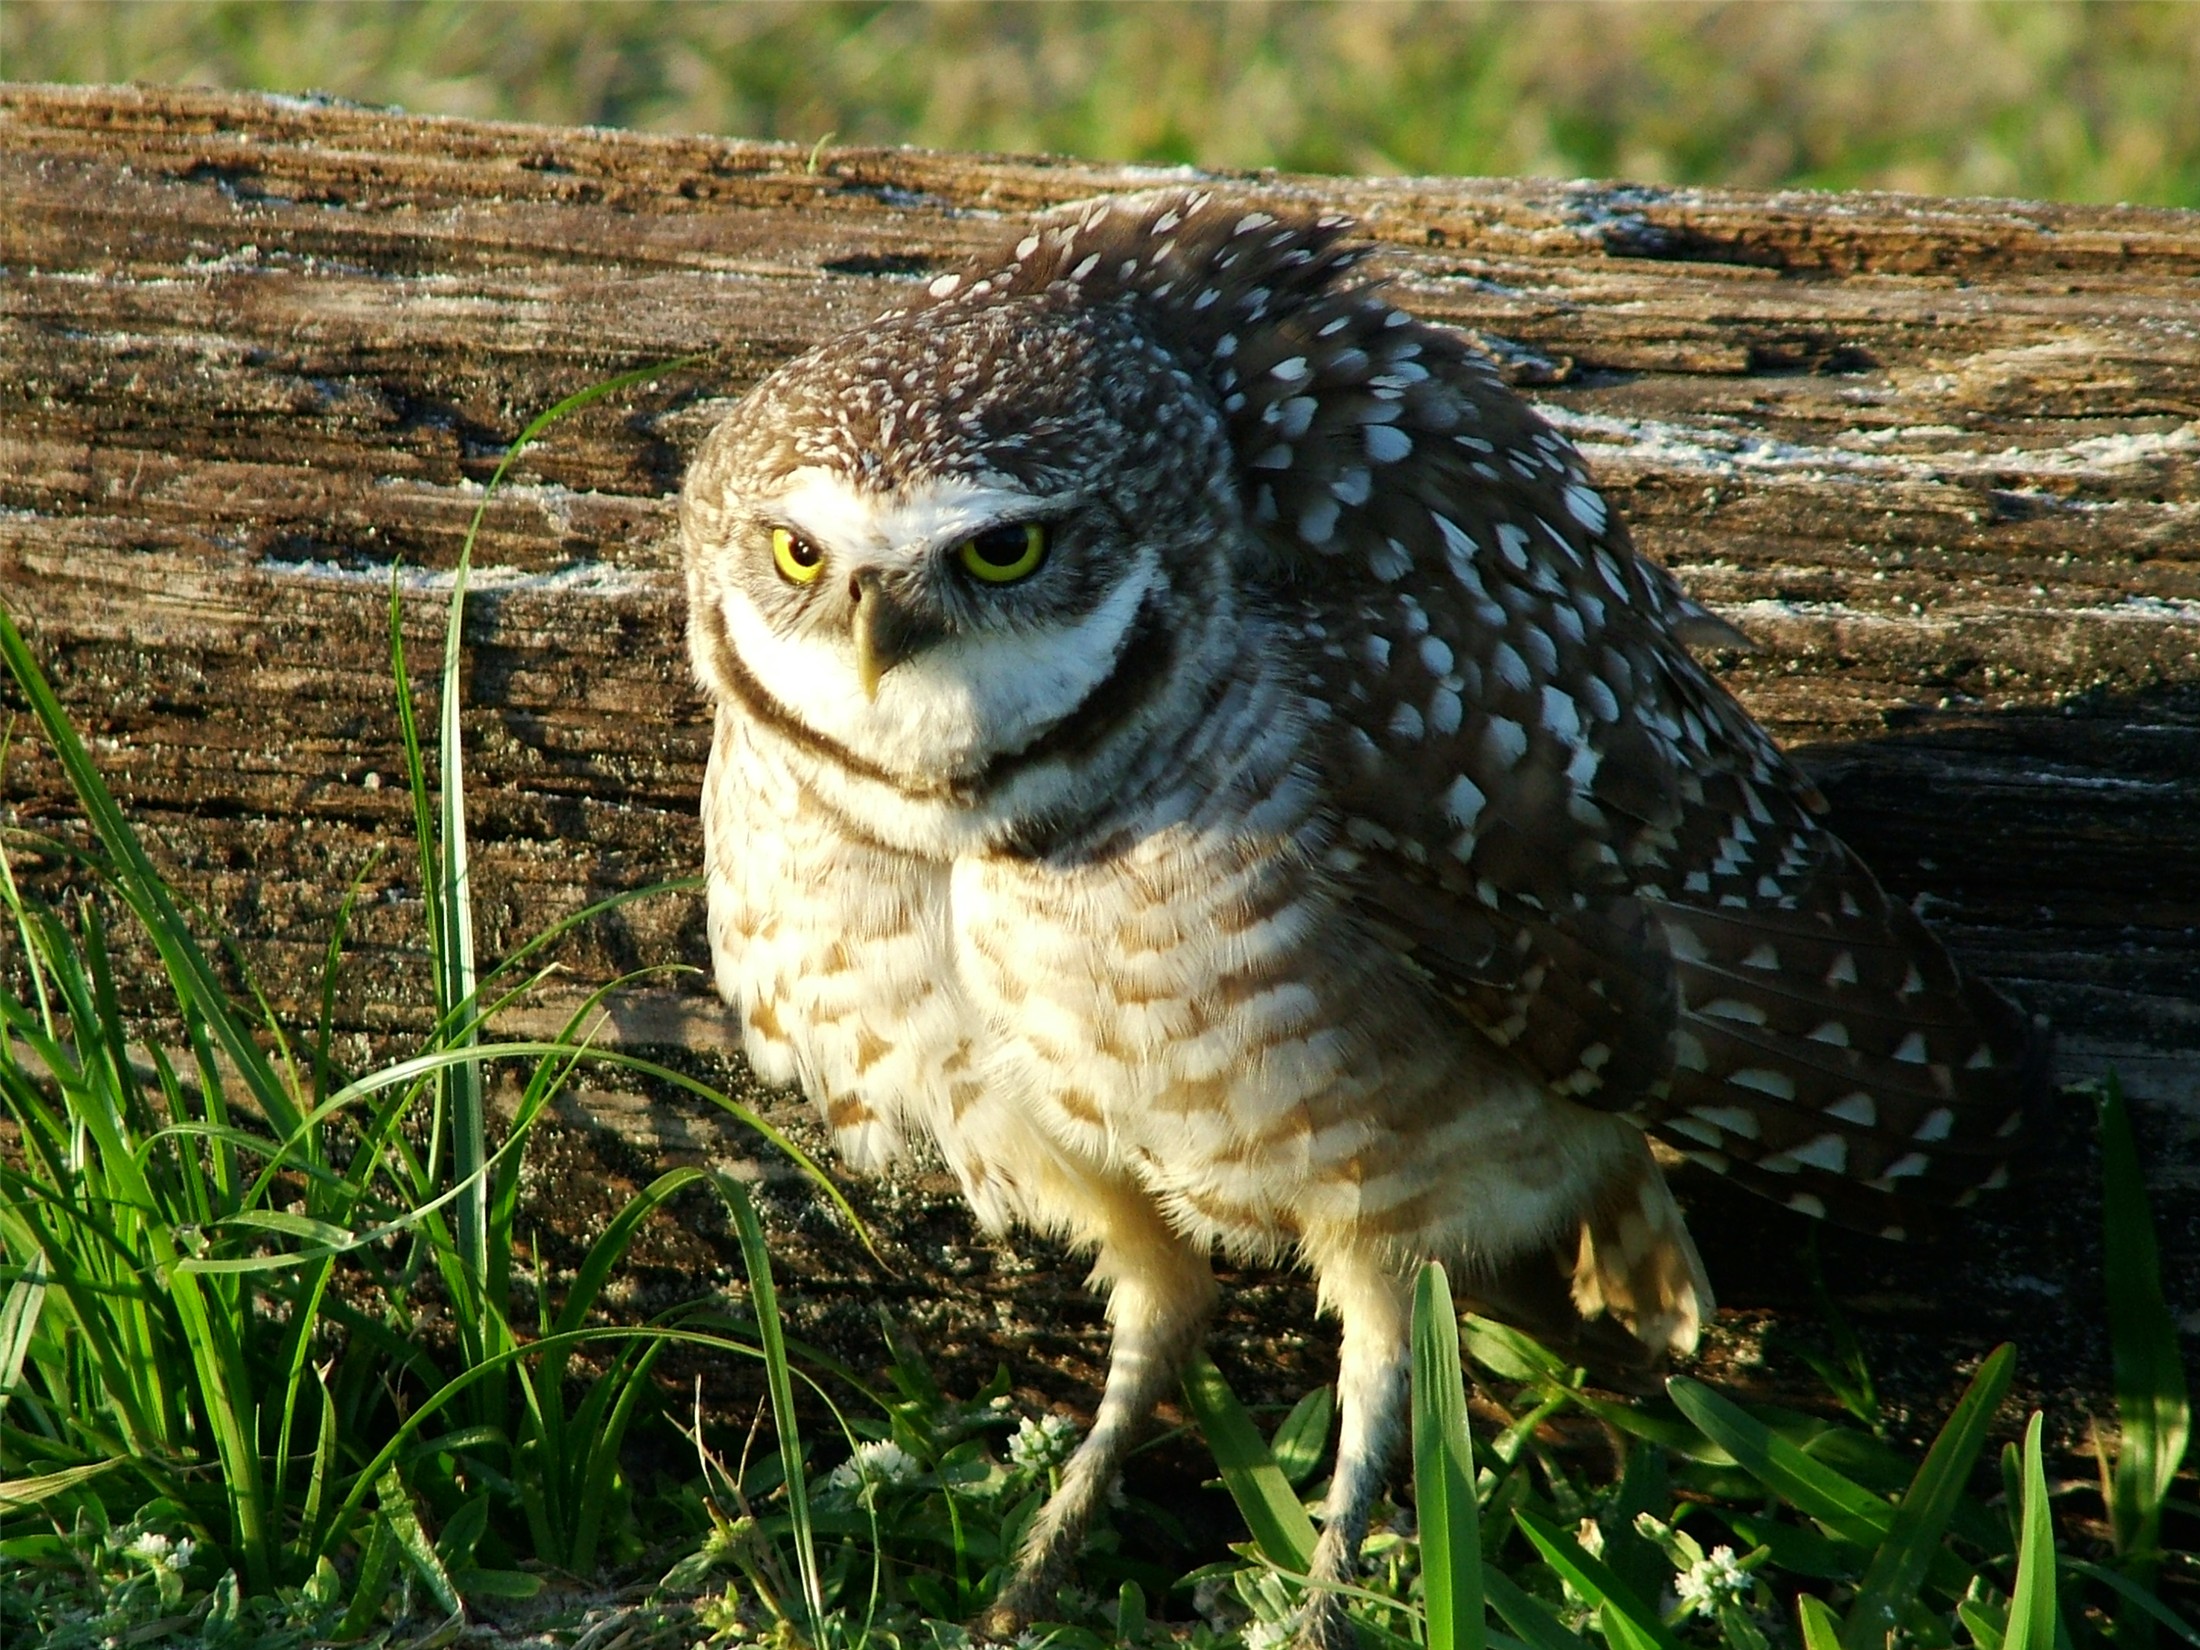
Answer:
[[1699, 998, 1769, 1026], [1483, 716, 1528, 768], [1563, 483, 1607, 534], [1787, 1133, 1848, 1173], [1365, 424, 1414, 463], [1689, 1105, 1761, 1139], [1434, 514, 1479, 580], [1730, 1068, 1798, 1102], [1540, 685, 1582, 743], [1444, 774, 1487, 828]]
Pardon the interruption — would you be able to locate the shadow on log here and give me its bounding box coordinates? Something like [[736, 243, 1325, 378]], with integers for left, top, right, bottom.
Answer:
[[2, 84, 2195, 1434]]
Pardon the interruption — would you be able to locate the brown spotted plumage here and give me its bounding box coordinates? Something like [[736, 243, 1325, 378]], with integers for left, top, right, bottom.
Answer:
[[678, 189, 2046, 1649]]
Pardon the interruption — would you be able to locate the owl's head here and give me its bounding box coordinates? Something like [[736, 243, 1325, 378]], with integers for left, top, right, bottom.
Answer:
[[680, 264, 1255, 791]]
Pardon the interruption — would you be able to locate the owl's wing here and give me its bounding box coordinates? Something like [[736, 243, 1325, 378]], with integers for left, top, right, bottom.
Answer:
[[959, 190, 2044, 1231], [1269, 319, 2043, 1234]]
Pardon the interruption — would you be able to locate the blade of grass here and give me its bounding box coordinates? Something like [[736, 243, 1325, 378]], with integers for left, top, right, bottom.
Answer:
[[428, 543, 488, 1310], [1513, 1507, 1682, 1650], [1666, 1376, 1893, 1547], [1798, 1596, 1844, 1650], [1842, 1343, 2017, 1650], [2002, 1413, 2059, 1650], [2060, 1559, 2200, 1646], [312, 1322, 765, 1559], [1962, 1597, 2009, 1650], [566, 1336, 669, 1575], [338, 1504, 404, 1640], [1117, 1579, 1147, 1643], [0, 1248, 48, 1424], [0, 1455, 127, 1513], [310, 847, 383, 1112], [1270, 1383, 1334, 1488], [0, 607, 304, 1145], [165, 1043, 856, 1273], [1180, 1350, 1319, 1572], [1413, 1262, 1483, 1650], [1482, 1569, 1589, 1650], [2099, 1072, 2191, 1578], [713, 1172, 825, 1643]]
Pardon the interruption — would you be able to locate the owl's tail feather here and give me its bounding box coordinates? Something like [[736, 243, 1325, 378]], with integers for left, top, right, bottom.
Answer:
[[1461, 1145, 1711, 1388]]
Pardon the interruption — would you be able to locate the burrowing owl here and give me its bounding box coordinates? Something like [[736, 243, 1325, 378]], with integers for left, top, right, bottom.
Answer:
[[679, 190, 2042, 1645]]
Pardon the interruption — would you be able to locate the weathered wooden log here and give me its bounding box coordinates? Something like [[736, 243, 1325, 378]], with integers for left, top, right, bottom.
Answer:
[[2, 84, 2194, 1424]]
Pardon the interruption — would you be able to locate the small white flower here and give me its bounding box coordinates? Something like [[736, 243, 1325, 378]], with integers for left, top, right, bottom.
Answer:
[[167, 1537, 196, 1571], [1243, 1618, 1293, 1650], [826, 1438, 922, 1490], [1673, 1544, 1754, 1607], [1008, 1412, 1080, 1472], [124, 1531, 172, 1564]]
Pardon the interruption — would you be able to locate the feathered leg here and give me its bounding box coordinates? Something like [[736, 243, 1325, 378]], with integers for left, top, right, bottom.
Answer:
[[981, 1173, 1216, 1637], [1298, 1239, 1414, 1650]]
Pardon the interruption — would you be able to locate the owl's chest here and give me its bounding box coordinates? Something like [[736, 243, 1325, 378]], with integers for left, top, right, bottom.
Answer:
[[717, 702, 1343, 1057]]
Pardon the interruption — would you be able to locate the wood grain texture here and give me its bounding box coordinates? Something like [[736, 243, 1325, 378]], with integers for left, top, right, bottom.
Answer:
[[3, 85, 2194, 1415]]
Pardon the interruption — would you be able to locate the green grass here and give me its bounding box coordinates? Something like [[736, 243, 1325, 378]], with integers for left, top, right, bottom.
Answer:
[[0, 365, 836, 1646], [6, 1, 2200, 208], [3, 376, 2193, 1649]]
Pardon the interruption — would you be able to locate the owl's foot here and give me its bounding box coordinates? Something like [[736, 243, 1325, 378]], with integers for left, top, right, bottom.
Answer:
[[1294, 1588, 1361, 1650], [972, 1596, 1029, 1645], [973, 1571, 1052, 1644]]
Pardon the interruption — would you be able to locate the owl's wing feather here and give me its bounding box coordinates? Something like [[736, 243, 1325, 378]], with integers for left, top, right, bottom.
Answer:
[[946, 191, 2046, 1233], [1110, 201, 2047, 1231]]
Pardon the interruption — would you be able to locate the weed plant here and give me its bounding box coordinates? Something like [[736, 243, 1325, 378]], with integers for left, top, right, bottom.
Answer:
[[2, 376, 2192, 1649]]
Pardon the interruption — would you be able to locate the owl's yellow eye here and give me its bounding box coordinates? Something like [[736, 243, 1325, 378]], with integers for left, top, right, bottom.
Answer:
[[771, 526, 825, 584], [957, 522, 1049, 584]]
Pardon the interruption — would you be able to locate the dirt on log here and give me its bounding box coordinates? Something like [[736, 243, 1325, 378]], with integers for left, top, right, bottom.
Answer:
[[2, 84, 2196, 1440]]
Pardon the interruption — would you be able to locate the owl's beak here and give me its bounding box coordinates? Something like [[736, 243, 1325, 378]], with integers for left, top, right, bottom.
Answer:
[[848, 568, 929, 700]]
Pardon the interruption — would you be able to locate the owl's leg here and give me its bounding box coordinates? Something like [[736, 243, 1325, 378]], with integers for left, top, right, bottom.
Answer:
[[980, 1176, 1216, 1638], [1299, 1239, 1414, 1650]]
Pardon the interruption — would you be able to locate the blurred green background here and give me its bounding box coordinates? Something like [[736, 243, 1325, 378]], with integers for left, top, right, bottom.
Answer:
[[5, 1, 2197, 207]]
